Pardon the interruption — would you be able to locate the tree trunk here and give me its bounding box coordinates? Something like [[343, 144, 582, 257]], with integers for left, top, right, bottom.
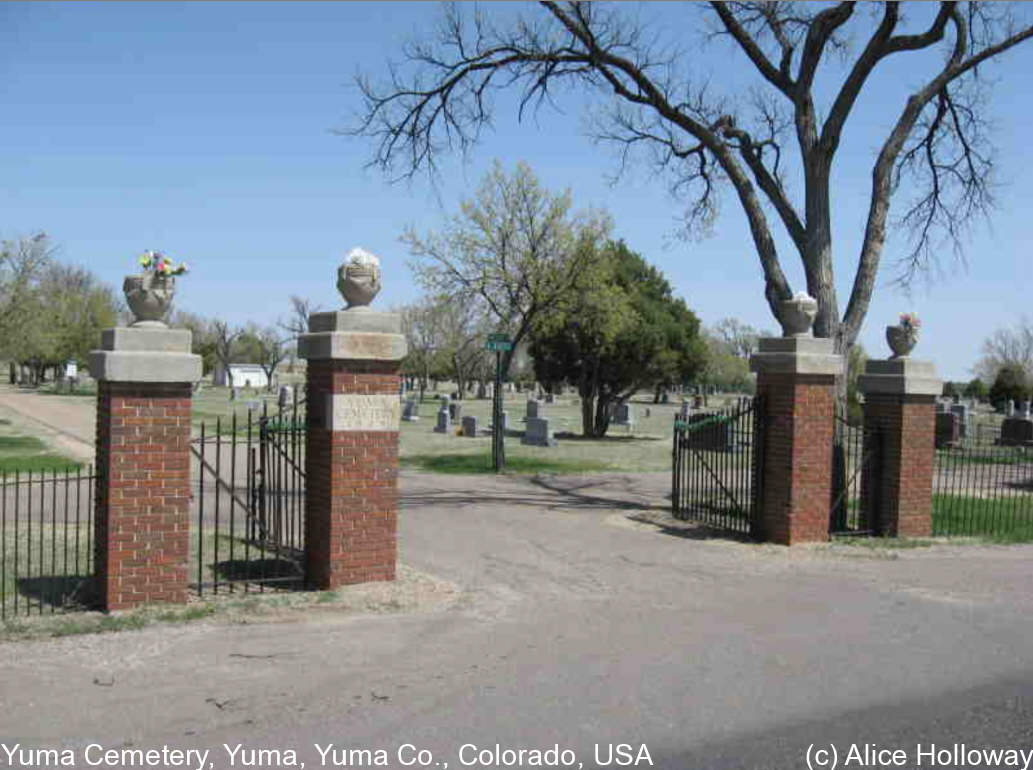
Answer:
[[593, 395, 613, 438], [580, 392, 596, 438]]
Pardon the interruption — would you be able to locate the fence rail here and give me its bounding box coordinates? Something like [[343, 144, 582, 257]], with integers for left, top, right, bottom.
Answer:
[[1, 466, 95, 619]]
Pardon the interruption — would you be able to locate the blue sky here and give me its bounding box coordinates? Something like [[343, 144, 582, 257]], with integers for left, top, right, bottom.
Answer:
[[2, 2, 1032, 380]]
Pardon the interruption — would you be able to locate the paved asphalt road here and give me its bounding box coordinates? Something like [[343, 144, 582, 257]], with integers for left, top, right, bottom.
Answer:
[[1, 389, 1032, 769], [2, 470, 1032, 770]]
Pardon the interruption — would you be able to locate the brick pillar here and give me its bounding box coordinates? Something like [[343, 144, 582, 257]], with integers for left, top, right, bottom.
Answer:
[[89, 327, 202, 611], [298, 309, 406, 589], [859, 359, 941, 537], [750, 337, 842, 545]]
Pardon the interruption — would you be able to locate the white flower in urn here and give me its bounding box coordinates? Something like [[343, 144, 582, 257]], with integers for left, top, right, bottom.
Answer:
[[337, 247, 383, 309], [780, 291, 819, 337]]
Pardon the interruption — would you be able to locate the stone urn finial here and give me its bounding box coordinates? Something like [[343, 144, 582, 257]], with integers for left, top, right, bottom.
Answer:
[[886, 312, 921, 359], [337, 247, 382, 310], [123, 250, 188, 327], [780, 292, 818, 337], [124, 274, 175, 327]]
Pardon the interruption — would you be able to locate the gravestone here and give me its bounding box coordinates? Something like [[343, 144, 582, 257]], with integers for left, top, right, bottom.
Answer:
[[402, 398, 420, 422], [949, 403, 968, 439], [278, 384, 293, 409], [522, 416, 557, 447], [490, 411, 509, 433], [449, 401, 463, 421], [935, 412, 960, 449], [526, 399, 542, 419], [1006, 400, 1016, 417], [433, 401, 451, 434], [461, 415, 478, 437], [660, 392, 670, 404], [612, 402, 634, 427], [477, 382, 488, 399], [1000, 416, 1033, 446], [544, 393, 556, 404], [1023, 401, 1032, 419]]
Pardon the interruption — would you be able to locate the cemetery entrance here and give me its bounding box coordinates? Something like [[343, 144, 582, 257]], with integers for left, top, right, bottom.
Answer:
[[190, 393, 306, 596], [828, 411, 880, 536], [672, 398, 764, 537]]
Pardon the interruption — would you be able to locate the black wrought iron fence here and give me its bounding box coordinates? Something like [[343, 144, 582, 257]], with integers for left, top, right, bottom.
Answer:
[[1, 466, 96, 619], [934, 432, 1033, 540]]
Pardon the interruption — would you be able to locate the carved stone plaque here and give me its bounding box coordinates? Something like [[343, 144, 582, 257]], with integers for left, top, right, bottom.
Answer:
[[324, 394, 401, 431]]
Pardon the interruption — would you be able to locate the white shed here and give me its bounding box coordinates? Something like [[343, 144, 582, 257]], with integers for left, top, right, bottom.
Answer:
[[213, 364, 269, 389]]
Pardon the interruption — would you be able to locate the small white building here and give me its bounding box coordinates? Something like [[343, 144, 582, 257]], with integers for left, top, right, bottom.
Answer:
[[213, 363, 269, 390]]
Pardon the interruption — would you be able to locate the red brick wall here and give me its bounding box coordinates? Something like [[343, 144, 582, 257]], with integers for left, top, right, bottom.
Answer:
[[305, 360, 400, 588], [863, 393, 935, 537], [756, 372, 836, 544], [95, 381, 192, 610]]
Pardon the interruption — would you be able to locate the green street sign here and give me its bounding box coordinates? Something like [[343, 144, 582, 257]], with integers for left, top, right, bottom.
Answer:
[[485, 333, 513, 351]]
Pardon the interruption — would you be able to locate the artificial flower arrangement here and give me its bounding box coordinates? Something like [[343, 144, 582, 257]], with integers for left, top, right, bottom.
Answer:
[[138, 249, 188, 277], [898, 312, 921, 332]]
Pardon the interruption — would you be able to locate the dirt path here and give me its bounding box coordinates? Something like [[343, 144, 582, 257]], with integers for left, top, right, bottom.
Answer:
[[0, 385, 95, 461]]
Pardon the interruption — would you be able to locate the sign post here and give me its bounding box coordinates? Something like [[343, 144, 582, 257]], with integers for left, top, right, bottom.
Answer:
[[485, 334, 513, 472]]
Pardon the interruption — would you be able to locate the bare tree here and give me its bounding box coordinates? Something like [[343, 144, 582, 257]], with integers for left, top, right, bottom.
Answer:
[[399, 298, 443, 399], [279, 295, 320, 338], [211, 319, 243, 385], [712, 318, 763, 360], [279, 295, 321, 373], [252, 325, 291, 391], [974, 317, 1033, 383], [404, 160, 610, 380], [352, 2, 1033, 368]]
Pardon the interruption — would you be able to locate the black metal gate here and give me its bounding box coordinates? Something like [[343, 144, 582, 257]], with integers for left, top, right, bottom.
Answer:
[[672, 397, 764, 537], [191, 393, 306, 596], [828, 411, 880, 536]]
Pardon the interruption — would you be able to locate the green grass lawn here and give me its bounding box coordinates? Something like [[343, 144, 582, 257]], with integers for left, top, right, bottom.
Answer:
[[188, 386, 735, 473], [932, 493, 1033, 543], [397, 391, 736, 473], [0, 433, 83, 474]]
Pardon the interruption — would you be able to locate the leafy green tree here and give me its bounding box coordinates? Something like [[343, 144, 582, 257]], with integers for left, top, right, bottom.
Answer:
[[963, 378, 988, 402], [0, 235, 118, 384], [530, 241, 706, 437], [989, 364, 1029, 409], [170, 310, 218, 375]]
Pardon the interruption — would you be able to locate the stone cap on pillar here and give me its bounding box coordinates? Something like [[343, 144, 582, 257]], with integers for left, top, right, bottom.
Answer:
[[858, 358, 941, 396], [749, 336, 841, 376], [89, 326, 202, 383], [298, 310, 407, 362]]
